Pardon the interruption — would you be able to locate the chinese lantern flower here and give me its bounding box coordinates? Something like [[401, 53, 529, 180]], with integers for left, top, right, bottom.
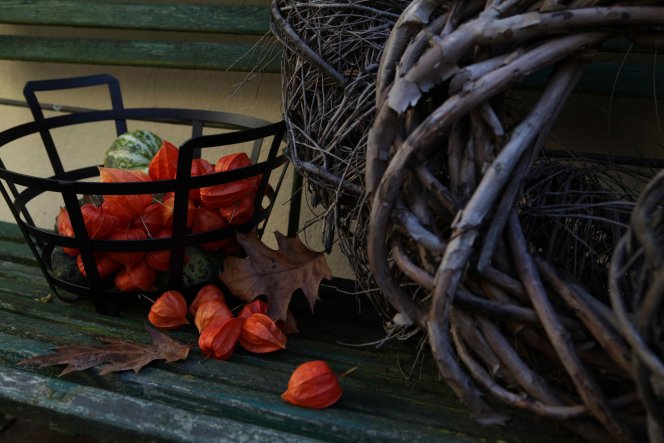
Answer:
[[282, 360, 343, 409], [189, 284, 225, 317], [239, 313, 286, 353], [194, 299, 233, 333], [148, 290, 189, 330], [114, 259, 156, 292], [199, 317, 242, 360], [237, 299, 268, 321]]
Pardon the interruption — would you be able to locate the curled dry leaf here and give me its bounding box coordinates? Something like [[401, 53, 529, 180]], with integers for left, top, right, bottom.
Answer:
[[194, 299, 232, 333], [199, 317, 242, 360], [219, 230, 332, 321], [282, 360, 342, 409], [237, 299, 268, 321], [148, 290, 189, 330], [189, 284, 225, 317], [239, 313, 286, 353], [19, 325, 190, 376]]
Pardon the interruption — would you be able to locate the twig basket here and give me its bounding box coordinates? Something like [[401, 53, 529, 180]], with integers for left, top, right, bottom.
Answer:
[[364, 1, 664, 442], [271, 0, 409, 300], [0, 74, 286, 315]]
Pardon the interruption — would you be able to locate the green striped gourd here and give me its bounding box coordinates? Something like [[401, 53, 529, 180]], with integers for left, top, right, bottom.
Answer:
[[103, 129, 163, 171]]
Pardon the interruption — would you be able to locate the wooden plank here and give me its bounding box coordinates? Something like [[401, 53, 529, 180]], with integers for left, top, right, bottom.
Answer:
[[0, 221, 26, 242], [0, 319, 565, 443], [0, 35, 280, 72], [521, 62, 664, 97], [0, 1, 270, 35], [0, 224, 576, 441], [600, 37, 660, 54], [0, 287, 576, 442], [0, 366, 317, 443]]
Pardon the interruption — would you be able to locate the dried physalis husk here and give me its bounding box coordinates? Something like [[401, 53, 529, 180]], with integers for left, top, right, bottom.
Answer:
[[148, 290, 189, 330], [194, 299, 233, 333], [237, 299, 268, 321], [189, 284, 225, 317], [239, 313, 286, 353], [281, 360, 342, 409], [198, 317, 242, 360]]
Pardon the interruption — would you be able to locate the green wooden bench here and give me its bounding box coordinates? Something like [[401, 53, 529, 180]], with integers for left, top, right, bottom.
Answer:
[[0, 0, 279, 72], [0, 220, 579, 442]]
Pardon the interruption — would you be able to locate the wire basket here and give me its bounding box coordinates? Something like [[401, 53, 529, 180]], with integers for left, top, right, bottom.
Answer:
[[0, 74, 286, 315]]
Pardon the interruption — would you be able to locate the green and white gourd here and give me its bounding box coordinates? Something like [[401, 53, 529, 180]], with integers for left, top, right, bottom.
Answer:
[[103, 129, 163, 171]]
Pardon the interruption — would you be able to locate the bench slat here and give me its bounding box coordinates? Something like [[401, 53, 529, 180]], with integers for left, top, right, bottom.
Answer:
[[522, 62, 664, 97], [0, 300, 567, 443], [0, 35, 280, 72], [0, 366, 317, 443], [0, 0, 270, 35]]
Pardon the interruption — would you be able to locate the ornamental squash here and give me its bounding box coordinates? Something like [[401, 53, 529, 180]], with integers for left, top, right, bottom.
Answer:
[[103, 129, 162, 171]]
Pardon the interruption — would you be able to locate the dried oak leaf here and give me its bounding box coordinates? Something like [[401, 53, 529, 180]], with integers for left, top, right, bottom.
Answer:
[[219, 230, 332, 321], [19, 325, 189, 376]]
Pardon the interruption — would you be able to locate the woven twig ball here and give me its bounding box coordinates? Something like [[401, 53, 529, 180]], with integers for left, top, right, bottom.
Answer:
[[366, 1, 664, 441], [610, 170, 664, 442]]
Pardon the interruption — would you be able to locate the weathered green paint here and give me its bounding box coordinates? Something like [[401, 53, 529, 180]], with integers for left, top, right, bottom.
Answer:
[[0, 35, 280, 72], [0, 1, 270, 35], [0, 366, 317, 443], [0, 221, 579, 442], [522, 62, 664, 97]]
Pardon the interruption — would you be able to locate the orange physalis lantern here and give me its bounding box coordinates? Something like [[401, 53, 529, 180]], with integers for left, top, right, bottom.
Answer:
[[281, 360, 343, 409], [189, 284, 225, 317], [194, 299, 233, 333], [114, 259, 156, 292], [148, 140, 179, 181], [198, 317, 242, 360], [239, 313, 287, 353], [148, 290, 189, 330]]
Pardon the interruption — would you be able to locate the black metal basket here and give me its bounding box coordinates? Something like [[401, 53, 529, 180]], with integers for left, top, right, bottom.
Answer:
[[0, 74, 286, 314]]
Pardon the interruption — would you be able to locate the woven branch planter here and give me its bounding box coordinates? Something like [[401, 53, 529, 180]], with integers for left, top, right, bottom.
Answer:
[[366, 1, 664, 442], [271, 0, 410, 307]]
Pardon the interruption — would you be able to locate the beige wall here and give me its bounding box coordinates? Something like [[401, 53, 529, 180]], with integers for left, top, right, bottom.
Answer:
[[0, 60, 354, 278]]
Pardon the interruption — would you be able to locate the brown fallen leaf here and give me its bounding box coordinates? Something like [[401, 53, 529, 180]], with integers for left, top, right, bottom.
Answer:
[[219, 230, 332, 321], [19, 325, 190, 376]]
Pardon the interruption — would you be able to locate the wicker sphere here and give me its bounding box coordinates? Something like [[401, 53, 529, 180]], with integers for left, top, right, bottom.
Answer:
[[365, 1, 664, 442]]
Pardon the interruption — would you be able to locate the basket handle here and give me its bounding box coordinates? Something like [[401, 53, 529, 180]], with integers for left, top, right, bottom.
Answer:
[[23, 74, 127, 176]]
